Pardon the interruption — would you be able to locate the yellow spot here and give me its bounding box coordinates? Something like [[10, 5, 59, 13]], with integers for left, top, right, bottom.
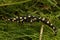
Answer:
[[47, 21, 49, 24], [28, 15, 31, 17], [20, 17, 22, 19], [24, 17, 26, 19], [39, 17, 41, 19], [42, 18, 45, 21], [8, 19, 10, 20]]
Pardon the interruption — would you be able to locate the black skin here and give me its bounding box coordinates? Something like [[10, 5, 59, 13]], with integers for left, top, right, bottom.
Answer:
[[1, 15, 57, 36]]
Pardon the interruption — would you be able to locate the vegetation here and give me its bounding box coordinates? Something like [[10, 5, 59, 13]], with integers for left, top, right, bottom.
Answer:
[[0, 0, 60, 40]]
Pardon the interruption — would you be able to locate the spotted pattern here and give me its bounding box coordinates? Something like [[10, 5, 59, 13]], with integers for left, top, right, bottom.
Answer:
[[1, 15, 57, 36]]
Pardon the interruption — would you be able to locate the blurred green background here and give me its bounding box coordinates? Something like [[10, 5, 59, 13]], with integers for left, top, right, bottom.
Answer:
[[0, 0, 60, 40]]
